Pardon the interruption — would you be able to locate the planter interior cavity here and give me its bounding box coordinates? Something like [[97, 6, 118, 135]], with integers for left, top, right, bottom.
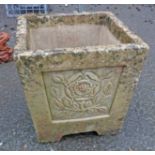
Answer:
[[29, 24, 121, 50], [14, 12, 149, 142]]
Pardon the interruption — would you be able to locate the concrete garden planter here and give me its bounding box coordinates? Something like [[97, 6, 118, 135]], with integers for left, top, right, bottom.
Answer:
[[14, 12, 149, 142]]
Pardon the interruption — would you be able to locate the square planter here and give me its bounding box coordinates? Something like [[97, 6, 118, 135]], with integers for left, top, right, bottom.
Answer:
[[14, 12, 149, 142]]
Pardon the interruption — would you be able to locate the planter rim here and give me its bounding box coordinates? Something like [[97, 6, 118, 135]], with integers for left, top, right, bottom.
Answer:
[[14, 11, 149, 59]]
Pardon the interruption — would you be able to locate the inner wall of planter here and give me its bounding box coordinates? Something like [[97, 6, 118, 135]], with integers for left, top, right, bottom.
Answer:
[[29, 24, 121, 50]]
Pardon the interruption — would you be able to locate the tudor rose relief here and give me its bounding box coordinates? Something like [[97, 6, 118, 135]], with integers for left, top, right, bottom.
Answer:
[[43, 67, 122, 120]]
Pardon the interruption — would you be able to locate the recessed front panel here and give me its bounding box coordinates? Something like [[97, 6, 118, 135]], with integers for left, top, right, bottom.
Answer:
[[43, 67, 122, 121]]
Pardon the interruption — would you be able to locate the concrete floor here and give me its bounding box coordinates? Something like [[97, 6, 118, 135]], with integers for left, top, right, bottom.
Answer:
[[0, 4, 155, 150]]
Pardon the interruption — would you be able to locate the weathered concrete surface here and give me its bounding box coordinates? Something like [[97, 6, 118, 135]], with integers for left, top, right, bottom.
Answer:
[[0, 4, 155, 150], [14, 11, 148, 142]]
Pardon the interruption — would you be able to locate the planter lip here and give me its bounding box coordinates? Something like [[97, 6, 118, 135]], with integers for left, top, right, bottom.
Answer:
[[13, 43, 147, 59], [14, 11, 149, 59]]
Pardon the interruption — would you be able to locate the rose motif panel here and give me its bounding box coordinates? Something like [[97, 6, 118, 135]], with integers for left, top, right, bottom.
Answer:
[[43, 67, 122, 121]]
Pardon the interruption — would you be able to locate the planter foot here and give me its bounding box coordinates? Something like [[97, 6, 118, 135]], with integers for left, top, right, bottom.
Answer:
[[96, 129, 120, 136], [96, 130, 106, 136]]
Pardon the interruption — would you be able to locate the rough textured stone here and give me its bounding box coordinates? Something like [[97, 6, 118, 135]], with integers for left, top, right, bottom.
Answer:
[[13, 11, 149, 142]]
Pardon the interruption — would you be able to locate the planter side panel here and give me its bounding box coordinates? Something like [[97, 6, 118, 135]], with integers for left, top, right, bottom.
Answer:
[[14, 44, 147, 142]]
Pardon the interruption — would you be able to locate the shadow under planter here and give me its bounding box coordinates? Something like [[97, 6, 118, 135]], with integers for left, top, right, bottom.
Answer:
[[14, 11, 149, 142]]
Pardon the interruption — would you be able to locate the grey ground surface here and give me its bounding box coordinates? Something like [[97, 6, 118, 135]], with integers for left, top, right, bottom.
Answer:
[[0, 4, 155, 151]]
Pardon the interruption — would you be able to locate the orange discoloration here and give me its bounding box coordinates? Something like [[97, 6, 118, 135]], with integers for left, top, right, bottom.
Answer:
[[0, 32, 13, 63]]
